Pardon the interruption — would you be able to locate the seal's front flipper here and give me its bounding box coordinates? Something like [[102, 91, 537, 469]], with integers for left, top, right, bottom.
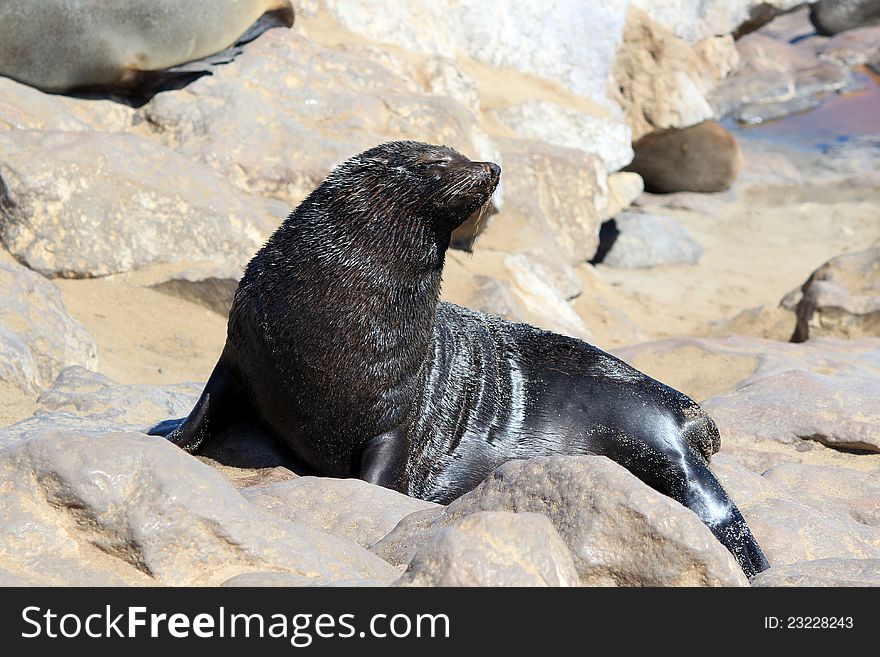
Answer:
[[147, 361, 250, 454], [147, 417, 186, 437], [357, 428, 408, 491]]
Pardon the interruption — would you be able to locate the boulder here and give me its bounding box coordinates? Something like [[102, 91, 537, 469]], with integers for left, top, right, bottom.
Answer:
[[491, 101, 633, 173], [320, 0, 628, 104], [711, 32, 850, 123], [0, 430, 398, 586], [604, 171, 645, 217], [614, 7, 737, 141], [714, 458, 880, 566], [242, 476, 439, 548], [373, 456, 748, 587], [792, 246, 880, 342], [472, 139, 607, 266], [751, 559, 880, 586], [0, 366, 200, 446], [140, 30, 501, 207], [0, 366, 302, 471], [444, 251, 593, 341], [0, 130, 286, 277], [594, 211, 703, 268], [0, 262, 98, 393], [628, 0, 803, 43], [811, 0, 880, 35], [393, 512, 579, 587], [615, 335, 880, 454], [0, 77, 134, 132], [625, 122, 743, 193], [706, 368, 880, 453], [818, 25, 880, 66]]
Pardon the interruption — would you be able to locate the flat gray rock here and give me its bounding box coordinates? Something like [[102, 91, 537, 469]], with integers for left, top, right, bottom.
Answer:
[[599, 211, 703, 268]]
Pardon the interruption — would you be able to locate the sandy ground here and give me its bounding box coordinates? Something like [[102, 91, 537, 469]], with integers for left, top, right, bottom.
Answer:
[[1, 248, 227, 426], [585, 188, 880, 349]]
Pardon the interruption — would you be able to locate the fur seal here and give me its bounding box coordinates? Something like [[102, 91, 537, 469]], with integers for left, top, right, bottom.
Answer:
[[150, 141, 768, 577], [625, 121, 743, 194], [0, 0, 294, 103]]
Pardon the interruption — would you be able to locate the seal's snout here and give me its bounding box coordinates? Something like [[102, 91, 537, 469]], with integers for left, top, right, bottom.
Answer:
[[482, 161, 501, 183]]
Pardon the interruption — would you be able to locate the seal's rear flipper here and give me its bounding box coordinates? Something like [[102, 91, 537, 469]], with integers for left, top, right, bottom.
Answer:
[[147, 361, 251, 454]]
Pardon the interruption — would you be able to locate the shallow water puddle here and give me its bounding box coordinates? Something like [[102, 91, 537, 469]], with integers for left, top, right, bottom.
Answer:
[[727, 67, 880, 152]]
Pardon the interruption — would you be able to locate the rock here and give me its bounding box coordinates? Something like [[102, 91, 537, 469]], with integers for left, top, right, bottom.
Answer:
[[321, 0, 628, 104], [751, 559, 880, 586], [714, 458, 880, 566], [0, 430, 398, 585], [0, 366, 200, 445], [705, 367, 880, 455], [0, 130, 286, 278], [792, 246, 880, 342], [604, 171, 645, 217], [393, 512, 579, 587], [594, 211, 703, 268], [140, 30, 501, 206], [242, 476, 439, 548], [445, 251, 593, 341], [0, 262, 98, 393], [0, 366, 304, 470], [615, 334, 880, 453], [420, 56, 482, 115], [0, 77, 134, 132], [472, 139, 606, 266], [628, 0, 803, 44], [373, 456, 749, 587], [757, 4, 822, 43], [148, 264, 242, 316], [811, 0, 880, 36], [818, 25, 880, 66], [491, 101, 632, 173], [711, 32, 850, 122], [625, 122, 743, 193], [614, 7, 738, 141], [222, 572, 386, 587]]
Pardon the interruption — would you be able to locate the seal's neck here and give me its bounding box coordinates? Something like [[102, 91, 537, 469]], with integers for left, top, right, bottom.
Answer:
[[257, 199, 448, 429]]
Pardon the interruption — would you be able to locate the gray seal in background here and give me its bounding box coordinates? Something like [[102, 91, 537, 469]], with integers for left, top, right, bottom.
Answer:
[[0, 0, 294, 102]]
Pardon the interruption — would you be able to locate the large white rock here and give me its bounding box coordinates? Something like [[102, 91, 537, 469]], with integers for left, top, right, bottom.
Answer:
[[629, 0, 803, 43], [322, 0, 628, 105]]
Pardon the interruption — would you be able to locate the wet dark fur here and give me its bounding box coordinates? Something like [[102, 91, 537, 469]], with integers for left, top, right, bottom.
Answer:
[[150, 141, 768, 577]]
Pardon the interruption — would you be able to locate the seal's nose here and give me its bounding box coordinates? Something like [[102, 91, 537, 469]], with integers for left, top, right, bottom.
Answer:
[[483, 162, 501, 181]]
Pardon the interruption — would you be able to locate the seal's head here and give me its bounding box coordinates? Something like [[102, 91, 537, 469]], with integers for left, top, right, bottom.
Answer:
[[322, 141, 501, 234]]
